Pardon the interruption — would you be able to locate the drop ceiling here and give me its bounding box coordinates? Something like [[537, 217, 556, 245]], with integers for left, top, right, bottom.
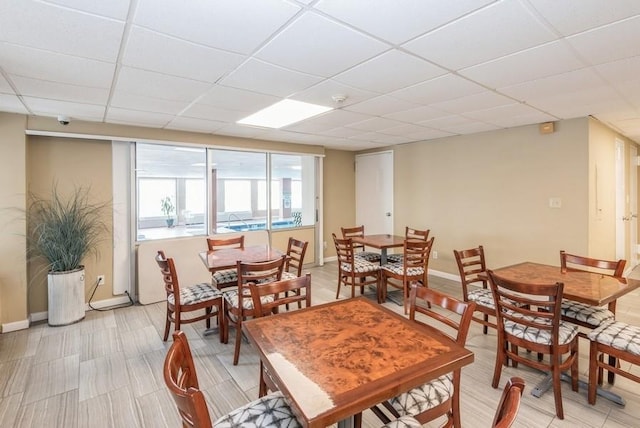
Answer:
[[1, 0, 640, 151]]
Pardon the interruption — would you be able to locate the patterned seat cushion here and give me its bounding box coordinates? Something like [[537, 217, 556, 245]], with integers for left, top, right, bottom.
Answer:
[[389, 373, 453, 417], [355, 251, 381, 263], [467, 288, 495, 309], [167, 283, 223, 306], [387, 254, 404, 264], [212, 269, 238, 286], [224, 288, 275, 310], [381, 263, 424, 277], [587, 320, 640, 356], [341, 258, 380, 274], [214, 390, 302, 427], [281, 271, 298, 281], [560, 299, 614, 328], [504, 314, 578, 345], [381, 416, 423, 428]]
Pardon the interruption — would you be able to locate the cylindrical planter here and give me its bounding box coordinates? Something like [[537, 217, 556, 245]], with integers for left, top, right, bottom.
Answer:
[[47, 267, 86, 326]]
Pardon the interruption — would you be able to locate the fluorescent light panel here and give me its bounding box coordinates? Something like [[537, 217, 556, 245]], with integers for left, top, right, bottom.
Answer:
[[238, 99, 332, 128]]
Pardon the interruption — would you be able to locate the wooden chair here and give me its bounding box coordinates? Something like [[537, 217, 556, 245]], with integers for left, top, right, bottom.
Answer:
[[492, 377, 525, 428], [587, 319, 640, 404], [379, 237, 434, 313], [454, 245, 495, 334], [163, 330, 302, 428], [206, 235, 245, 289], [249, 274, 312, 397], [560, 250, 626, 383], [487, 270, 579, 419], [333, 233, 380, 300], [155, 250, 224, 342], [387, 227, 430, 263], [223, 255, 286, 365], [281, 237, 308, 280], [371, 285, 476, 428], [341, 225, 381, 263]]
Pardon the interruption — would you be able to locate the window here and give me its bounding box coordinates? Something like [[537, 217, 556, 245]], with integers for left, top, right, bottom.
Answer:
[[270, 154, 315, 228]]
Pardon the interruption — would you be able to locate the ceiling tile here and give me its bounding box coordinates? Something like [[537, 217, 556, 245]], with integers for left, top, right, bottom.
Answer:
[[333, 49, 447, 93], [431, 91, 515, 115], [527, 0, 640, 37], [22, 96, 105, 120], [404, 1, 555, 70], [379, 123, 435, 137], [110, 92, 190, 115], [11, 76, 109, 105], [0, 93, 28, 114], [181, 103, 249, 123], [198, 85, 279, 112], [220, 59, 322, 98], [499, 67, 605, 102], [0, 0, 125, 61], [391, 74, 486, 104], [345, 117, 404, 132], [45, 0, 131, 20], [566, 15, 640, 66], [286, 109, 372, 133], [0, 73, 14, 93], [106, 107, 173, 126], [0, 43, 115, 88], [315, 0, 495, 44], [123, 27, 245, 83], [344, 95, 420, 116], [463, 102, 549, 123], [383, 105, 450, 122], [165, 116, 227, 133], [116, 67, 211, 102], [459, 40, 587, 89], [134, 0, 300, 54], [215, 123, 272, 139], [256, 11, 389, 77], [290, 79, 378, 108]]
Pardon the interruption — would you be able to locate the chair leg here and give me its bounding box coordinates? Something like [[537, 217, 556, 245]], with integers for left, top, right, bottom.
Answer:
[[163, 307, 172, 341], [552, 363, 564, 419], [205, 306, 211, 330], [259, 360, 268, 398], [217, 304, 225, 343], [588, 341, 599, 405], [607, 354, 617, 384], [483, 314, 488, 335], [492, 336, 505, 388], [336, 273, 342, 299], [233, 316, 243, 365]]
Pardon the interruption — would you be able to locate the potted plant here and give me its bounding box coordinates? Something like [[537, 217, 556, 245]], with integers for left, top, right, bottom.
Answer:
[[27, 185, 109, 326], [160, 196, 175, 227]]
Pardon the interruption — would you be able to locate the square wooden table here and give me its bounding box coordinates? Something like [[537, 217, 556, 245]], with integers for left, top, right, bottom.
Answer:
[[242, 297, 474, 428], [198, 244, 283, 274], [351, 234, 404, 264]]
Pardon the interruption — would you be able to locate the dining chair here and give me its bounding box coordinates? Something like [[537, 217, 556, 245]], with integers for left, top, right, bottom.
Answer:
[[341, 225, 381, 263], [249, 274, 312, 397], [223, 255, 286, 365], [454, 245, 495, 334], [332, 233, 381, 300], [370, 285, 476, 428], [155, 250, 224, 342], [281, 237, 308, 280], [492, 377, 525, 428], [560, 250, 626, 383], [387, 227, 430, 264], [163, 330, 302, 428], [206, 235, 245, 289], [587, 319, 640, 405], [487, 270, 579, 420], [379, 237, 434, 313]]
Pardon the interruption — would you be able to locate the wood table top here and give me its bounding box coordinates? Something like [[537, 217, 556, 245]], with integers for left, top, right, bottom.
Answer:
[[490, 262, 639, 307], [242, 297, 474, 427], [198, 244, 283, 272], [351, 234, 405, 250]]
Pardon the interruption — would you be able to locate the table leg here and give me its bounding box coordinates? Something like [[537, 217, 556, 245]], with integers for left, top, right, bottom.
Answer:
[[380, 248, 388, 265], [531, 372, 626, 406]]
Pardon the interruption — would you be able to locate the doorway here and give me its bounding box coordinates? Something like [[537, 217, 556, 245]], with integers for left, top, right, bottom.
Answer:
[[355, 151, 393, 235]]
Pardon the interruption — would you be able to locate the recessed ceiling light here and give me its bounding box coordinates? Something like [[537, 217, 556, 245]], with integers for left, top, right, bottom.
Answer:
[[238, 99, 332, 129]]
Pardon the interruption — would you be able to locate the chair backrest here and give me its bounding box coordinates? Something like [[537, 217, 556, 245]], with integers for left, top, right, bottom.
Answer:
[[206, 235, 245, 251], [402, 237, 434, 274], [560, 250, 625, 278], [156, 250, 181, 304], [454, 245, 488, 298], [492, 377, 525, 428], [285, 237, 309, 276], [341, 225, 366, 252], [405, 226, 429, 241], [333, 233, 355, 265], [487, 270, 564, 346], [250, 273, 312, 317], [163, 331, 213, 428], [236, 255, 286, 311], [408, 284, 476, 346]]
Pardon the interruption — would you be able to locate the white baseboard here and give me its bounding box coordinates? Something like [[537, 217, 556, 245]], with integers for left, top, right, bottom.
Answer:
[[323, 255, 337, 263], [2, 318, 30, 333], [30, 311, 48, 323], [428, 269, 460, 282]]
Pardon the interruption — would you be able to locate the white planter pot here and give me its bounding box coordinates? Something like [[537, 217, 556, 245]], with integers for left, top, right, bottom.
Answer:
[[47, 267, 86, 326]]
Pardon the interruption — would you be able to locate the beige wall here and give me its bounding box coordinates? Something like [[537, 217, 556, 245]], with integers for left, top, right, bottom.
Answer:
[[323, 149, 356, 258], [0, 113, 28, 328], [393, 118, 590, 275], [27, 137, 114, 314]]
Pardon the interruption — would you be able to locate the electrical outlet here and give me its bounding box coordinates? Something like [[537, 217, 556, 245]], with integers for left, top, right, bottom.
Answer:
[[433, 250, 438, 259], [97, 275, 105, 286]]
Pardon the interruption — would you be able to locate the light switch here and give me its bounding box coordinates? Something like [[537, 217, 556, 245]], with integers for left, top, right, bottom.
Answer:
[[549, 197, 562, 209]]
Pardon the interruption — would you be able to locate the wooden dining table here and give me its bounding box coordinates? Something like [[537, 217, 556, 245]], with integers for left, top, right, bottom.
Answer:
[[198, 244, 284, 274], [488, 261, 640, 405], [242, 297, 474, 428], [351, 234, 404, 264]]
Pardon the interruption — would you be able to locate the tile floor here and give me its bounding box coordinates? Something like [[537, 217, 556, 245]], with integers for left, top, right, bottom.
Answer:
[[1, 262, 640, 427]]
